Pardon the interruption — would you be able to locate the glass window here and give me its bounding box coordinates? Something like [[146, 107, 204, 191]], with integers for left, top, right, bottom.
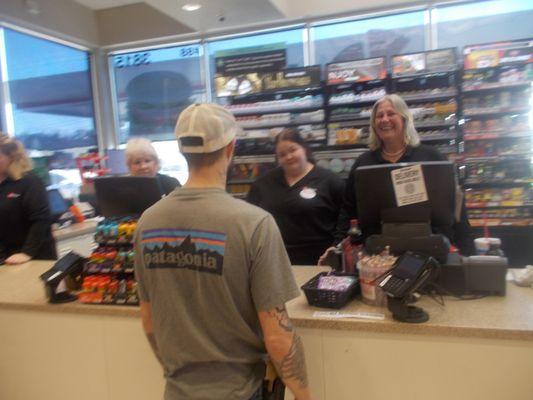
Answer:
[[1, 27, 98, 199], [111, 43, 206, 144], [433, 0, 533, 50], [206, 27, 306, 97], [311, 11, 426, 73]]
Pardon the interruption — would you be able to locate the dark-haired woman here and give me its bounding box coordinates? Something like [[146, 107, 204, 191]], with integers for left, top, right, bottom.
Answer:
[[247, 129, 345, 265]]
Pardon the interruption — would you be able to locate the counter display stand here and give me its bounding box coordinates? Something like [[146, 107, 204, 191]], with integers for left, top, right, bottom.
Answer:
[[458, 39, 533, 265], [390, 48, 460, 159], [78, 218, 139, 305]]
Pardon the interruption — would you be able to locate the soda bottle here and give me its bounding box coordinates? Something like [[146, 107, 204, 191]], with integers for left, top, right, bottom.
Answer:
[[342, 219, 364, 273]]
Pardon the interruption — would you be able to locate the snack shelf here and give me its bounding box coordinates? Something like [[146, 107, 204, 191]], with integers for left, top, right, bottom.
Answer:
[[414, 121, 456, 129], [463, 131, 532, 140], [460, 153, 533, 163], [463, 106, 530, 117], [469, 218, 533, 227], [242, 121, 325, 130], [419, 132, 458, 141], [391, 70, 456, 80], [462, 80, 532, 92], [466, 203, 533, 209], [464, 179, 533, 186], [230, 104, 323, 116], [400, 90, 457, 102], [326, 98, 383, 107]]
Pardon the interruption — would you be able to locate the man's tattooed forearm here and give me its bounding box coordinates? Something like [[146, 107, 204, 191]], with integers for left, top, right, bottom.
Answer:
[[269, 306, 293, 332], [274, 334, 308, 388]]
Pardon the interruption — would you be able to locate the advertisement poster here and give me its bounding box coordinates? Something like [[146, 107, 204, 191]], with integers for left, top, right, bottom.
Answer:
[[464, 40, 532, 69], [262, 66, 321, 92], [214, 43, 287, 97], [392, 53, 425, 76], [426, 49, 456, 72], [392, 49, 456, 77], [327, 57, 386, 84]]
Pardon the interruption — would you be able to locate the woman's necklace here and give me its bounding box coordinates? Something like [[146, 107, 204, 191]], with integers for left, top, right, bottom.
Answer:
[[381, 146, 407, 162]]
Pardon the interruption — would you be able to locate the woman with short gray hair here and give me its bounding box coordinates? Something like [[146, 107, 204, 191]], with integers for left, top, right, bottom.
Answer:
[[125, 138, 180, 195]]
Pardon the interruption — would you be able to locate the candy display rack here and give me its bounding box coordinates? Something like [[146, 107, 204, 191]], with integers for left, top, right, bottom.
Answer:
[[78, 218, 139, 306]]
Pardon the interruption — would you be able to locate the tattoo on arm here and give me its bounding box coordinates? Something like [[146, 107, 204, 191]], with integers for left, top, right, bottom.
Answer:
[[146, 332, 163, 365], [273, 334, 308, 389], [268, 306, 293, 332]]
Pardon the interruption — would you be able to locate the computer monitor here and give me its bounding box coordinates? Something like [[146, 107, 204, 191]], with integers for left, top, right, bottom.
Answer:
[[355, 161, 456, 260], [47, 188, 70, 223], [94, 176, 164, 218]]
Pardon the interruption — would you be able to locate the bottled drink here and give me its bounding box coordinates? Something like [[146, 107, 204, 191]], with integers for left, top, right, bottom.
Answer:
[[342, 219, 364, 273]]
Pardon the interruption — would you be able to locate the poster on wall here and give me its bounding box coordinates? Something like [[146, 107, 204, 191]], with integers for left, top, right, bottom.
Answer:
[[214, 43, 287, 97], [392, 48, 457, 77], [262, 66, 321, 92], [326, 57, 386, 85], [463, 39, 532, 70]]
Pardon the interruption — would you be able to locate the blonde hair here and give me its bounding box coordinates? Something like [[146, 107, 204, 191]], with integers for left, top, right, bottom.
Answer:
[[0, 133, 33, 180], [124, 138, 160, 170], [368, 94, 420, 151]]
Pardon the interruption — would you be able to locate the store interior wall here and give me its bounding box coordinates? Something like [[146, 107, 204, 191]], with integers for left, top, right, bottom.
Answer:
[[95, 3, 194, 47]]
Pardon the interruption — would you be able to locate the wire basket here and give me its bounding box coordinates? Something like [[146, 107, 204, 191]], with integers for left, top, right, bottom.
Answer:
[[301, 272, 359, 309]]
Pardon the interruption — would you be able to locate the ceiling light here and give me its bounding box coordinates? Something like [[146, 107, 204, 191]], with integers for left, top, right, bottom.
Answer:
[[182, 3, 201, 11]]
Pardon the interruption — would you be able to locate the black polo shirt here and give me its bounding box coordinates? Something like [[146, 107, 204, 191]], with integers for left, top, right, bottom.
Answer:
[[0, 173, 57, 260], [248, 165, 345, 264], [335, 145, 474, 254]]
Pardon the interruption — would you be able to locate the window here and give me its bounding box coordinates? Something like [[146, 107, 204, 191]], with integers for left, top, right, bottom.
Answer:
[[206, 27, 306, 97], [111, 43, 206, 144], [311, 11, 427, 74], [433, 0, 533, 50], [1, 27, 97, 199]]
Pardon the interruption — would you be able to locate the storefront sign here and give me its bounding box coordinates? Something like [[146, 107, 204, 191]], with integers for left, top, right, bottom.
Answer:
[[326, 57, 386, 85]]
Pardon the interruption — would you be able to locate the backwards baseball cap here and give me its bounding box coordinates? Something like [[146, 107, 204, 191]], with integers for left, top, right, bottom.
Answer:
[[174, 103, 240, 153]]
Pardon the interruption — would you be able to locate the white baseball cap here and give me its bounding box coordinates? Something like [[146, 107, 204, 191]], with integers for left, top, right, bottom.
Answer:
[[174, 103, 240, 153]]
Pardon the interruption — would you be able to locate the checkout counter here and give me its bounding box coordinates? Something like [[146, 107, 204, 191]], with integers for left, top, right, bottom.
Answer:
[[0, 262, 532, 400]]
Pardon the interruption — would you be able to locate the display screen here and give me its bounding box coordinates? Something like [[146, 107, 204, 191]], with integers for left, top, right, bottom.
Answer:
[[394, 255, 426, 279]]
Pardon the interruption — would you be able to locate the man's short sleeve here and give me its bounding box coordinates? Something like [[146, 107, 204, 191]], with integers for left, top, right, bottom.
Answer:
[[249, 214, 300, 312], [133, 228, 150, 302]]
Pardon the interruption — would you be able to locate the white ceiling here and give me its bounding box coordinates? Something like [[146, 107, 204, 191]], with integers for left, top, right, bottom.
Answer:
[[74, 0, 427, 33]]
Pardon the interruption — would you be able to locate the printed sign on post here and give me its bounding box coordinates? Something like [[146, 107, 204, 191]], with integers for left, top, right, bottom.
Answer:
[[391, 165, 428, 207]]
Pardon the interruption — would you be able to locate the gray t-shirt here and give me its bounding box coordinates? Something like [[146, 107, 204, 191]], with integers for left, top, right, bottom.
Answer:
[[134, 187, 300, 400]]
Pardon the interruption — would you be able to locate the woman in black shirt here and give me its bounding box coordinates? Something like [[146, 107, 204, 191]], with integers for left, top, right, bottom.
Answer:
[[333, 94, 474, 255], [248, 129, 345, 265], [0, 133, 57, 264]]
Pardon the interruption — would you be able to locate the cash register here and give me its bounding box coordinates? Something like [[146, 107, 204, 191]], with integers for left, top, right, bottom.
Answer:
[[354, 162, 507, 322]]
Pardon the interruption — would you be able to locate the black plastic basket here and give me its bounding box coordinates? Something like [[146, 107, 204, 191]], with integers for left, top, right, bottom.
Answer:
[[301, 272, 360, 309]]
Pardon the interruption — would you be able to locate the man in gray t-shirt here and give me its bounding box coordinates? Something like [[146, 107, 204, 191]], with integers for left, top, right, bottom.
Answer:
[[134, 103, 313, 400]]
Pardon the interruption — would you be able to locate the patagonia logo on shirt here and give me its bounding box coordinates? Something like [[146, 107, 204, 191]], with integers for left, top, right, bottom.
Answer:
[[6, 192, 20, 199], [141, 228, 226, 275]]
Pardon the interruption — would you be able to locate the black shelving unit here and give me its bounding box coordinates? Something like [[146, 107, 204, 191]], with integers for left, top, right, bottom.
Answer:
[[324, 57, 388, 148], [389, 48, 460, 158], [458, 39, 533, 265]]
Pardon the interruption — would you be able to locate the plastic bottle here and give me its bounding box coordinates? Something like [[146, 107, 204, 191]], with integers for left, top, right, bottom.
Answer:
[[342, 219, 364, 273]]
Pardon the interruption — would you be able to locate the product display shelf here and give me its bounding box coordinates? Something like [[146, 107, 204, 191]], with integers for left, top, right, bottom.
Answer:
[[220, 75, 326, 156], [325, 79, 387, 148], [226, 155, 277, 198], [78, 218, 139, 306], [391, 67, 460, 155], [459, 50, 533, 233]]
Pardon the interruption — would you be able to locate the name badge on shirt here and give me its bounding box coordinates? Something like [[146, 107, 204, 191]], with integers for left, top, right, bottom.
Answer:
[[300, 187, 317, 199]]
